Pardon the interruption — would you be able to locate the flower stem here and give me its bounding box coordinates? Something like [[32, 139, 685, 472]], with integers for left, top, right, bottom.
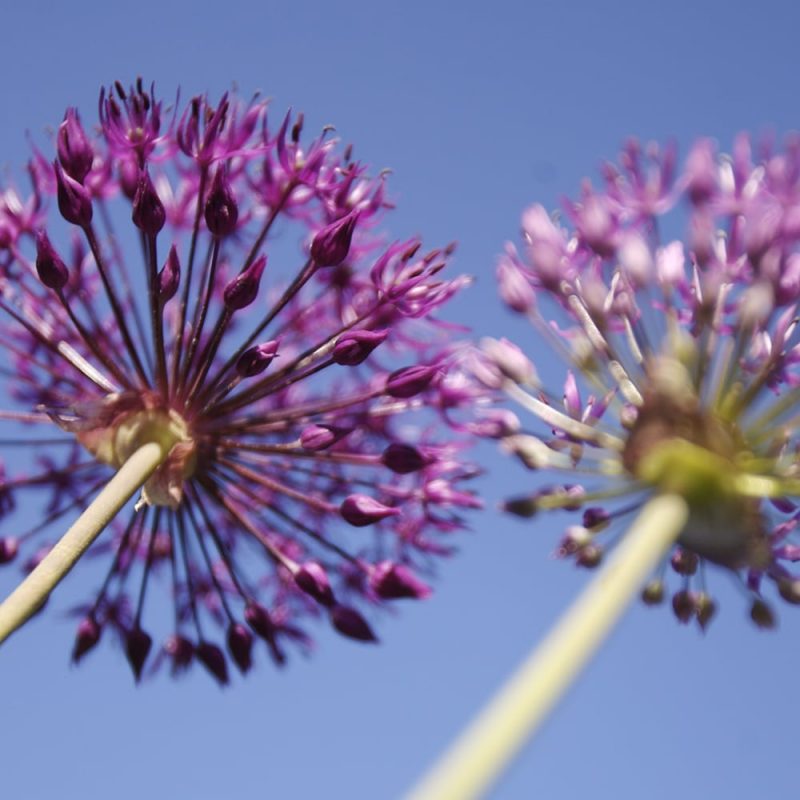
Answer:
[[0, 441, 170, 644], [406, 492, 689, 800]]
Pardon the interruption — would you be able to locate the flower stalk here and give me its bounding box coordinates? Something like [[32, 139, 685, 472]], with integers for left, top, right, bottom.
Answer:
[[0, 440, 171, 644], [406, 493, 689, 800]]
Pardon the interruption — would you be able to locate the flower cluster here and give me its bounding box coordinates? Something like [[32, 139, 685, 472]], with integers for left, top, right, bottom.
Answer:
[[483, 134, 800, 629], [0, 80, 479, 682]]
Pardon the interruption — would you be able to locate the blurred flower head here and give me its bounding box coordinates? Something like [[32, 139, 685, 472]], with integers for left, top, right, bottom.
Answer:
[[481, 134, 800, 630], [0, 79, 479, 682]]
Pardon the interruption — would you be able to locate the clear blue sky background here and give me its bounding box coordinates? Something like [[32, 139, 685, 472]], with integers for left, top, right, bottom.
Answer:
[[1, 1, 799, 798]]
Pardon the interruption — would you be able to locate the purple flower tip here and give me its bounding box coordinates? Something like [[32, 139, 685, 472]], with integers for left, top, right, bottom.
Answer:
[[330, 604, 377, 642], [205, 166, 239, 237], [299, 424, 350, 451], [57, 108, 94, 184], [164, 635, 194, 673], [0, 536, 19, 564], [381, 443, 430, 474], [71, 617, 101, 663], [311, 210, 359, 267], [35, 231, 69, 291], [332, 329, 388, 366], [235, 339, 280, 378], [244, 603, 286, 665], [125, 626, 153, 682], [132, 169, 166, 235], [223, 255, 267, 310], [196, 641, 229, 686], [158, 245, 181, 302], [54, 160, 93, 227], [385, 364, 438, 398], [370, 561, 432, 600], [227, 623, 254, 674], [294, 561, 335, 606], [340, 494, 400, 526]]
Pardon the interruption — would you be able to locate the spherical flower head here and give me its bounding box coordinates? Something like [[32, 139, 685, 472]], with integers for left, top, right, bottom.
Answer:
[[0, 79, 479, 682], [485, 132, 800, 630]]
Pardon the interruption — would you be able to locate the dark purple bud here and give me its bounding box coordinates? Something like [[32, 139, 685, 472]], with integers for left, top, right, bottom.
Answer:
[[694, 593, 716, 632], [196, 641, 229, 686], [311, 210, 359, 267], [332, 329, 388, 366], [370, 561, 432, 600], [778, 577, 800, 605], [158, 245, 181, 302], [54, 161, 93, 226], [224, 255, 267, 311], [57, 108, 94, 183], [71, 617, 101, 663], [205, 166, 239, 237], [750, 598, 776, 629], [381, 443, 429, 474], [294, 561, 335, 606], [236, 339, 280, 378], [131, 170, 166, 235], [125, 626, 152, 682], [227, 623, 254, 674], [575, 543, 602, 568], [244, 602, 286, 666], [35, 231, 69, 291], [164, 634, 194, 673], [385, 364, 438, 398], [300, 424, 350, 451], [0, 536, 19, 564], [671, 590, 694, 623], [330, 604, 377, 642], [641, 580, 665, 605], [582, 507, 610, 530], [340, 494, 400, 527], [502, 495, 539, 518], [670, 547, 699, 576]]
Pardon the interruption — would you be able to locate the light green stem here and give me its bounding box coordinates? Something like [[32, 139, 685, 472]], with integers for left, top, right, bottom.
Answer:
[[406, 493, 689, 800], [0, 441, 169, 644]]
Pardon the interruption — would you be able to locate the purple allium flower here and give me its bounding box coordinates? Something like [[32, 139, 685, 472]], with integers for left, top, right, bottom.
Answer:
[[0, 80, 478, 682], [484, 133, 800, 630]]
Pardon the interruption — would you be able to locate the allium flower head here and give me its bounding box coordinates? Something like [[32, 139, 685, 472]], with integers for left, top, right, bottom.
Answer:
[[0, 80, 478, 682], [484, 134, 800, 630]]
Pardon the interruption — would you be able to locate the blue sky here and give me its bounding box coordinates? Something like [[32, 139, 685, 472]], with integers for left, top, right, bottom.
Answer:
[[1, 1, 799, 798]]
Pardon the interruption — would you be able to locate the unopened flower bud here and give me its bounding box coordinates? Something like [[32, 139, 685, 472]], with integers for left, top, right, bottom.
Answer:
[[71, 616, 101, 663], [35, 231, 69, 291], [236, 340, 280, 377], [750, 598, 777, 629], [205, 166, 239, 237], [670, 547, 699, 576], [332, 329, 388, 366], [641, 580, 665, 605], [300, 424, 350, 451], [164, 634, 194, 673], [57, 108, 94, 183], [311, 210, 359, 267], [672, 590, 695, 623], [224, 255, 267, 310], [386, 364, 437, 398], [481, 337, 538, 385], [196, 641, 229, 685], [778, 577, 800, 605], [227, 623, 254, 674], [330, 604, 377, 642], [694, 593, 716, 631], [132, 170, 166, 235], [381, 443, 429, 474], [497, 256, 534, 313], [54, 161, 93, 226], [158, 245, 181, 301], [582, 507, 610, 530], [294, 561, 335, 606], [575, 542, 603, 568], [502, 494, 540, 518], [0, 536, 19, 564], [244, 602, 286, 665], [370, 561, 432, 600], [340, 494, 400, 527], [125, 626, 152, 681]]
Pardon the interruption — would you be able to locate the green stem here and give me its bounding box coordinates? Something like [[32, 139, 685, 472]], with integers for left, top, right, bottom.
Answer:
[[406, 493, 689, 800], [0, 441, 170, 644]]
